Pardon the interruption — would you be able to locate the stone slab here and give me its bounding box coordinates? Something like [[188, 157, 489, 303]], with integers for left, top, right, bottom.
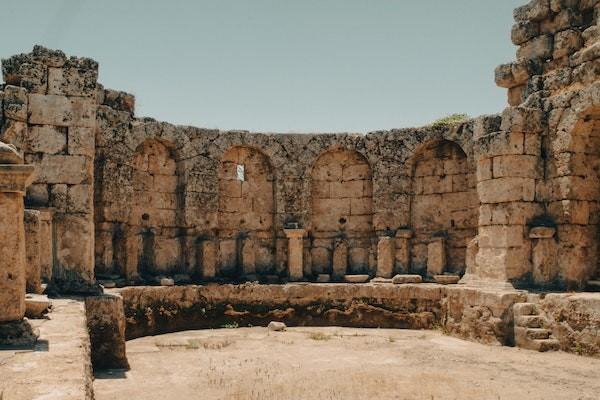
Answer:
[[0, 298, 93, 399], [24, 294, 50, 318]]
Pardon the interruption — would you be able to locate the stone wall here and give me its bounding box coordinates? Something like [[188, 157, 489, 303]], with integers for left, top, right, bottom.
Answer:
[[93, 115, 483, 283], [114, 284, 445, 340], [1, 46, 97, 292], [0, 0, 598, 291], [473, 0, 600, 289]]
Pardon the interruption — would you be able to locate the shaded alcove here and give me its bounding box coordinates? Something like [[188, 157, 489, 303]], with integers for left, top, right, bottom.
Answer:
[[129, 139, 180, 276], [310, 149, 374, 276], [217, 146, 276, 278], [548, 110, 600, 289], [409, 140, 478, 275]]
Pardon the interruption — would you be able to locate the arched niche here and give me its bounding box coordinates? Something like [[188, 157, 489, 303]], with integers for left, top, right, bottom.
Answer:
[[310, 149, 374, 275], [409, 140, 478, 275], [217, 146, 276, 277], [129, 139, 180, 275]]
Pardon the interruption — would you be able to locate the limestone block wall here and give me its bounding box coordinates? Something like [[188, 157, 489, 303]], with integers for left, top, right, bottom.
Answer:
[[2, 0, 597, 290], [310, 149, 374, 276], [409, 140, 478, 274], [94, 109, 482, 282], [1, 46, 97, 291], [486, 0, 600, 289]]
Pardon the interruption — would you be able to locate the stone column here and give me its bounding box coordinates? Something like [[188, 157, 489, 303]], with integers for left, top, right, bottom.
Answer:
[[241, 238, 256, 276], [427, 237, 446, 276], [376, 236, 394, 278], [24, 209, 43, 294], [394, 229, 412, 274], [200, 240, 217, 279], [36, 208, 54, 282], [0, 143, 37, 345], [85, 294, 129, 370], [332, 238, 348, 280], [284, 229, 306, 281]]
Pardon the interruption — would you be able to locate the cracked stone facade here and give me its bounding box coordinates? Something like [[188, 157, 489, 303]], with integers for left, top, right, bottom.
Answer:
[[0, 0, 598, 292]]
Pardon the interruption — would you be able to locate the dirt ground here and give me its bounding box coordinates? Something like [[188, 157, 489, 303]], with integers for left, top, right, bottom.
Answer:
[[94, 327, 600, 400]]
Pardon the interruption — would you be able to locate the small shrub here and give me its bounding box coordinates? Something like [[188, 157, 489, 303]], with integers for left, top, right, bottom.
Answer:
[[221, 321, 239, 329], [431, 113, 469, 128]]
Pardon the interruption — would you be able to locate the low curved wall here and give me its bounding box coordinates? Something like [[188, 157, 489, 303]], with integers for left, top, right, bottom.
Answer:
[[116, 283, 445, 340], [113, 283, 526, 347]]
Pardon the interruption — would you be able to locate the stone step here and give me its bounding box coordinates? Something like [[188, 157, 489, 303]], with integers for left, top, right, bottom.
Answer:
[[515, 315, 546, 328], [526, 328, 551, 340], [513, 302, 539, 316]]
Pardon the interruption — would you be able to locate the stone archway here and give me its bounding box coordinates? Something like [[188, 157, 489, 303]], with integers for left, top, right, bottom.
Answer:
[[217, 146, 276, 278], [549, 109, 600, 288], [410, 140, 478, 275], [310, 149, 374, 277]]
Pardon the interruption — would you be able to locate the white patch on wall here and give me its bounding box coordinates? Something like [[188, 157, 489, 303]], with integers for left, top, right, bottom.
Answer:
[[236, 164, 245, 181]]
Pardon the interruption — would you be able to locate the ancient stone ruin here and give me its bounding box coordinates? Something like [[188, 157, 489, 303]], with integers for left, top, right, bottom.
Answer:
[[0, 0, 599, 398]]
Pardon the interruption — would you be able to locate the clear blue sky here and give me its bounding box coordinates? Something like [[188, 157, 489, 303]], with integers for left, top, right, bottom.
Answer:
[[1, 0, 523, 133]]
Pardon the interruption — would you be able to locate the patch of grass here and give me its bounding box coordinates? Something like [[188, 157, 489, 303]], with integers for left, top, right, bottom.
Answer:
[[221, 321, 239, 329], [431, 113, 469, 128], [186, 339, 233, 350], [308, 332, 331, 341]]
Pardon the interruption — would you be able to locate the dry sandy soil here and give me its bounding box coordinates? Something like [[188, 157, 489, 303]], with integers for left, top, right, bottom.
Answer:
[[94, 327, 600, 400]]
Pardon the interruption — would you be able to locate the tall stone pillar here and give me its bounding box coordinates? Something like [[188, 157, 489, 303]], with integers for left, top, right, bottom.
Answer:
[[0, 143, 37, 345], [24, 209, 43, 294], [465, 107, 544, 288], [284, 229, 306, 281], [394, 229, 412, 274], [37, 208, 54, 282], [376, 236, 394, 278], [427, 237, 446, 276]]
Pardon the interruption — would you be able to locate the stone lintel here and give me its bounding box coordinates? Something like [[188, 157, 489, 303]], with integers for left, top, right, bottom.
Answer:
[[395, 229, 413, 239], [529, 226, 556, 239], [283, 229, 306, 239]]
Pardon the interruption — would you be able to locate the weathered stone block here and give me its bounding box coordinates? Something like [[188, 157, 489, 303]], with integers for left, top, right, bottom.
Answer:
[[477, 177, 536, 203], [68, 127, 95, 156], [500, 107, 545, 133], [28, 94, 96, 128], [48, 66, 98, 97], [85, 294, 129, 370], [492, 155, 541, 179], [517, 35, 554, 61], [36, 155, 91, 184], [26, 183, 49, 206], [26, 125, 67, 154], [512, 21, 540, 45], [2, 85, 28, 122], [479, 225, 525, 248], [67, 184, 92, 213], [554, 29, 583, 59]]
